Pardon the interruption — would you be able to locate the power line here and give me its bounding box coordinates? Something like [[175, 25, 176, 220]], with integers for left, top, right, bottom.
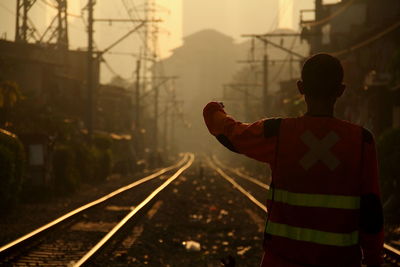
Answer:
[[270, 35, 298, 83], [332, 19, 400, 57], [0, 2, 14, 16], [40, 0, 81, 18]]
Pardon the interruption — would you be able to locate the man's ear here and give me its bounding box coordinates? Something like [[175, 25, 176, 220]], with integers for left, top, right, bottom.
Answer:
[[336, 84, 346, 97], [297, 80, 305, 95]]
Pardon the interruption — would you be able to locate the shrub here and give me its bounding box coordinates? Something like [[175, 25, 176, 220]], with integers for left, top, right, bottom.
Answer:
[[93, 146, 112, 181], [53, 145, 79, 194], [74, 143, 96, 183], [0, 129, 25, 210], [92, 134, 112, 181], [71, 135, 112, 184], [52, 134, 113, 194]]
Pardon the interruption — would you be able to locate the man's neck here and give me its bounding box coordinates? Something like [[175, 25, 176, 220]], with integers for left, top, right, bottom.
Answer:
[[305, 98, 335, 117]]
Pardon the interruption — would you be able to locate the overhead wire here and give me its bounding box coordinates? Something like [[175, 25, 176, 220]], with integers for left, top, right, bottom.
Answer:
[[122, 0, 147, 45], [0, 2, 14, 15], [40, 0, 82, 18], [270, 34, 299, 83], [332, 19, 400, 57], [79, 7, 124, 80], [246, 0, 293, 76]]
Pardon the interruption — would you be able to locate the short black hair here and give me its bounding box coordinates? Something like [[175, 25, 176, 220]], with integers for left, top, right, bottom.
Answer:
[[301, 53, 344, 97]]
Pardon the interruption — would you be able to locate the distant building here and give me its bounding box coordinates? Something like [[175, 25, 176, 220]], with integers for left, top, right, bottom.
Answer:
[[0, 40, 100, 126], [157, 29, 242, 152], [97, 84, 133, 134], [226, 28, 309, 120]]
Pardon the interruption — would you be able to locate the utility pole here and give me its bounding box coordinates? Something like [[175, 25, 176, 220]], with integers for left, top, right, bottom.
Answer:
[[87, 0, 94, 139], [163, 103, 169, 155], [55, 0, 68, 49], [170, 106, 175, 154], [154, 79, 159, 152], [244, 86, 250, 121], [263, 53, 269, 116], [134, 59, 141, 155], [135, 60, 141, 130], [15, 0, 39, 43]]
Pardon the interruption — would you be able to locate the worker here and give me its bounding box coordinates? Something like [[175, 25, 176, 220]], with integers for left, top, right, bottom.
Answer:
[[203, 53, 384, 267]]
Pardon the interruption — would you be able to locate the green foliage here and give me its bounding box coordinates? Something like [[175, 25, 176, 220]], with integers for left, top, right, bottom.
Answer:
[[53, 145, 79, 194], [92, 134, 113, 182], [282, 95, 306, 117], [93, 146, 112, 182], [93, 134, 112, 150], [0, 81, 23, 127], [0, 81, 23, 108], [377, 128, 400, 199], [74, 143, 96, 184], [53, 134, 113, 194], [0, 129, 25, 210]]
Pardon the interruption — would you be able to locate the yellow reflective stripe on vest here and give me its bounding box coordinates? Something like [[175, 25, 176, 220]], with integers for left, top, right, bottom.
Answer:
[[265, 221, 359, 246], [267, 188, 360, 210]]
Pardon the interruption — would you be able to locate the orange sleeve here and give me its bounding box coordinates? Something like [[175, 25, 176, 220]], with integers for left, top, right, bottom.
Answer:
[[203, 102, 279, 164], [359, 129, 384, 266]]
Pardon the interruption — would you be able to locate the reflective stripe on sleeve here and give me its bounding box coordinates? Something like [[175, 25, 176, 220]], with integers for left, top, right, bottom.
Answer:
[[267, 188, 360, 210], [265, 221, 359, 246]]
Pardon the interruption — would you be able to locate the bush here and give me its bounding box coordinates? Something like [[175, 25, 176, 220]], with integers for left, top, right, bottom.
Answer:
[[74, 143, 96, 183], [69, 135, 112, 184], [0, 129, 25, 210], [93, 146, 112, 181], [52, 134, 113, 194], [92, 134, 112, 181], [53, 145, 79, 194]]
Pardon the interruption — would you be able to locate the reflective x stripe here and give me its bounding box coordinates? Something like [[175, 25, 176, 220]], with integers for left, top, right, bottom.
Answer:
[[267, 188, 360, 210], [265, 221, 359, 246]]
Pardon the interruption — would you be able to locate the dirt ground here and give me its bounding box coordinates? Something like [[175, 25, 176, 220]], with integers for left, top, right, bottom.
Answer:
[[98, 161, 267, 266]]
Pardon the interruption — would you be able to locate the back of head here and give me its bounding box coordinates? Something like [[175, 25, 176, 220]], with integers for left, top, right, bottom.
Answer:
[[301, 53, 344, 98]]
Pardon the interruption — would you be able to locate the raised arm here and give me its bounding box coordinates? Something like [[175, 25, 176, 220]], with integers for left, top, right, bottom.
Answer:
[[359, 129, 384, 267], [203, 102, 280, 164]]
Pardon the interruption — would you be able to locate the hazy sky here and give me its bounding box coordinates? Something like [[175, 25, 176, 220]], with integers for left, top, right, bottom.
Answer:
[[0, 0, 318, 82]]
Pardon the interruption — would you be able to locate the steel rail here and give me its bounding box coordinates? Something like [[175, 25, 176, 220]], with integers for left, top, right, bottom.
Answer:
[[384, 243, 400, 265], [212, 155, 270, 190], [208, 158, 267, 213], [73, 153, 195, 266], [209, 157, 400, 264], [0, 153, 189, 256]]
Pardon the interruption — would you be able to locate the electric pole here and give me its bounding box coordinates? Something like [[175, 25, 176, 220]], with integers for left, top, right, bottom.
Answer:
[[87, 0, 94, 139], [15, 0, 40, 43], [55, 0, 68, 49], [135, 60, 141, 130], [263, 54, 269, 116], [163, 103, 169, 155], [244, 86, 250, 121], [154, 79, 159, 152], [134, 59, 142, 155]]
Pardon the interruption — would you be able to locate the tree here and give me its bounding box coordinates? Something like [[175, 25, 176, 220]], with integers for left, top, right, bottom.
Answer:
[[0, 80, 23, 127]]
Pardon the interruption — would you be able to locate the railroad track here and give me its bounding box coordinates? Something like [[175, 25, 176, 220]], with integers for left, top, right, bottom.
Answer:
[[208, 156, 400, 266], [0, 153, 194, 266]]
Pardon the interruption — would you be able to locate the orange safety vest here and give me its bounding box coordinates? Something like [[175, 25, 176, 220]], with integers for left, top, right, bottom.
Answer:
[[203, 102, 384, 267]]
